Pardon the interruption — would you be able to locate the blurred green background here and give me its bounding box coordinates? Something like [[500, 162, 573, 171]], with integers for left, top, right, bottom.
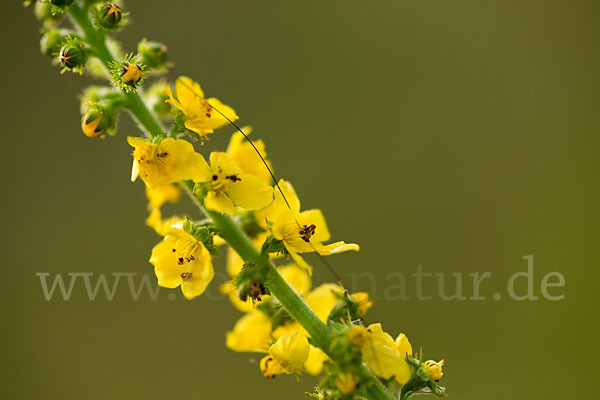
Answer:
[[2, 0, 599, 399]]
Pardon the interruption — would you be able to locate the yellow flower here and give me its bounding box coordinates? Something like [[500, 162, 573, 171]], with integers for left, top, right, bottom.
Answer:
[[226, 310, 272, 353], [201, 152, 273, 214], [336, 371, 359, 395], [395, 333, 413, 358], [423, 359, 445, 381], [225, 126, 273, 184], [268, 333, 310, 374], [128, 136, 210, 188], [264, 179, 359, 271], [145, 184, 181, 209], [350, 323, 411, 385], [164, 76, 238, 137], [149, 226, 214, 299]]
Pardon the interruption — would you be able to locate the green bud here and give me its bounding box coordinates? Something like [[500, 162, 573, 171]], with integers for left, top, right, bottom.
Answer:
[[50, 0, 74, 7], [59, 37, 88, 72], [151, 89, 171, 116], [94, 3, 123, 31], [34, 2, 63, 23], [40, 28, 68, 57], [137, 38, 169, 70]]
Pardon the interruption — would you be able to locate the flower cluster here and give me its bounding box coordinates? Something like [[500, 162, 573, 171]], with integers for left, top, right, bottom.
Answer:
[[31, 2, 447, 399]]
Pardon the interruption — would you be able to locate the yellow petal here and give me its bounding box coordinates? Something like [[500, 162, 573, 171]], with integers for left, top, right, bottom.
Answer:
[[149, 236, 182, 289], [175, 76, 204, 110], [206, 97, 238, 122], [180, 244, 214, 299], [304, 346, 329, 376], [395, 333, 413, 359], [204, 191, 235, 214], [226, 311, 272, 353], [305, 283, 343, 322], [184, 119, 214, 136], [209, 152, 242, 176], [226, 174, 273, 210], [316, 241, 360, 255], [145, 184, 182, 209]]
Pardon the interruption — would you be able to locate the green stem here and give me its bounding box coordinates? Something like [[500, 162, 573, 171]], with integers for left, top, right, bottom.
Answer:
[[184, 183, 394, 400], [68, 4, 394, 399], [68, 3, 164, 137]]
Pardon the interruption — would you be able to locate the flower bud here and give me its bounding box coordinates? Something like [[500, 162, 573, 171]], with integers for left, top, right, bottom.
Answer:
[[268, 333, 310, 374], [81, 110, 114, 138], [94, 3, 123, 31], [40, 28, 68, 57], [35, 2, 63, 23], [138, 39, 169, 70], [59, 37, 88, 72]]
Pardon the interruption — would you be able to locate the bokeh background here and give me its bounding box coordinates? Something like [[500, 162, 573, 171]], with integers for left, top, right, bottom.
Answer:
[[2, 0, 599, 399]]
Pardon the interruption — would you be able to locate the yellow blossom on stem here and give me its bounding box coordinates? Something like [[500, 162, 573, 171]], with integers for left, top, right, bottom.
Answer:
[[264, 179, 359, 271], [164, 76, 238, 137], [226, 310, 272, 353], [149, 225, 214, 299], [200, 152, 273, 214], [268, 333, 310, 374], [270, 313, 331, 375], [128, 136, 210, 188], [225, 126, 273, 184], [349, 323, 411, 385]]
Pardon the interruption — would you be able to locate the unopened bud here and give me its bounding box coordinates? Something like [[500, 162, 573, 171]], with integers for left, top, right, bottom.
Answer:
[[94, 3, 123, 31], [138, 39, 169, 70], [81, 111, 114, 138], [121, 62, 143, 86], [59, 37, 88, 72], [35, 2, 63, 23]]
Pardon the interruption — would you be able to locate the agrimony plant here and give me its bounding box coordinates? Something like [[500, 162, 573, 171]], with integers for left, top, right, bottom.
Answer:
[[29, 1, 448, 399]]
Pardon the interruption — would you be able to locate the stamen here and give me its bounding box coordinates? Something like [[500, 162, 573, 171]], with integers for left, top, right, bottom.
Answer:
[[299, 224, 316, 242]]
